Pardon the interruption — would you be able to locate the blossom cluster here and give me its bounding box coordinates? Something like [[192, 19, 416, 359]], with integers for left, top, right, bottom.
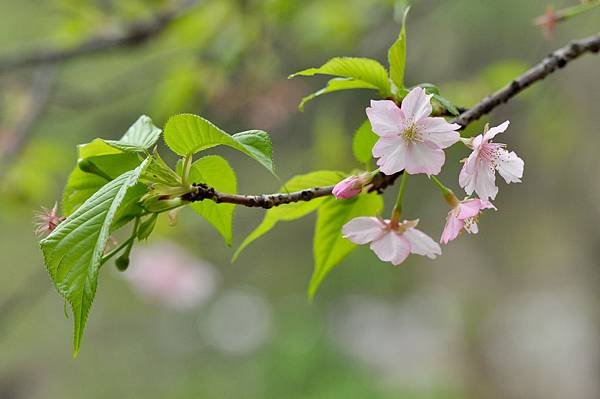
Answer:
[[335, 87, 524, 265]]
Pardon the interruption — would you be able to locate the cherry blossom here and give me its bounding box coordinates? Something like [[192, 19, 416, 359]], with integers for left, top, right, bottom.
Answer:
[[342, 217, 441, 265], [440, 198, 496, 244], [366, 87, 461, 176], [459, 121, 524, 200], [33, 203, 65, 238]]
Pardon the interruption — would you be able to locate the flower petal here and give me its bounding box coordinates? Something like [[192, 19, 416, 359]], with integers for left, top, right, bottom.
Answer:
[[374, 137, 407, 175], [404, 228, 442, 258], [459, 156, 498, 200], [401, 87, 432, 122], [496, 149, 524, 184], [366, 100, 406, 137], [404, 142, 445, 176], [457, 199, 484, 219], [418, 117, 461, 149], [370, 231, 411, 266], [342, 217, 386, 245], [440, 211, 463, 244], [483, 120, 510, 141]]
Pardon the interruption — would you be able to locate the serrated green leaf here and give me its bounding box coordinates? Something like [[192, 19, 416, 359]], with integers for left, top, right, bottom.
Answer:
[[298, 77, 379, 110], [188, 155, 237, 245], [352, 120, 378, 165], [163, 114, 275, 174], [388, 7, 410, 91], [104, 115, 162, 152], [233, 170, 345, 261], [309, 193, 383, 300], [290, 57, 391, 97], [432, 93, 459, 116], [63, 142, 141, 216], [41, 159, 149, 356]]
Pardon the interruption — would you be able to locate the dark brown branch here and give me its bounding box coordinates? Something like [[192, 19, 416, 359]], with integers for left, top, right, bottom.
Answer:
[[184, 33, 599, 209], [182, 172, 402, 208], [454, 33, 600, 127], [0, 0, 197, 74]]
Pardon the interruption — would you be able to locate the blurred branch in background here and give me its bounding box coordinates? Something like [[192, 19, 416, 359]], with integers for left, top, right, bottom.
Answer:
[[0, 0, 198, 74], [181, 33, 600, 209], [0, 66, 56, 180]]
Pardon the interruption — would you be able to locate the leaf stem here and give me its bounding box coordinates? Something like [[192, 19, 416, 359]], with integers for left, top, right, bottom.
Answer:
[[181, 154, 193, 186]]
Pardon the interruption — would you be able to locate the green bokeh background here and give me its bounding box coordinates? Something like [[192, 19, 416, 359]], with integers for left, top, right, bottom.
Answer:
[[1, 0, 599, 398]]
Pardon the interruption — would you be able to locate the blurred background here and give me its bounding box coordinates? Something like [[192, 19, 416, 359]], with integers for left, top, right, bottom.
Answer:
[[1, 0, 599, 398]]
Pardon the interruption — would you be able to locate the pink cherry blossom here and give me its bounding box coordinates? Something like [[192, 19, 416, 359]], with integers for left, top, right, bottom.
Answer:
[[440, 198, 496, 244], [366, 87, 461, 176], [459, 121, 524, 200], [342, 217, 441, 265], [332, 176, 363, 199]]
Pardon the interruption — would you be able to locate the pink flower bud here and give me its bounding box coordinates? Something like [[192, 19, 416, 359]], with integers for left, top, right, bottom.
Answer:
[[332, 176, 363, 199]]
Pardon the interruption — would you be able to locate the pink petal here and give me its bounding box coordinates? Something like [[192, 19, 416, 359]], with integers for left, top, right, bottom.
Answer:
[[404, 142, 445, 176], [457, 199, 485, 219], [459, 156, 498, 200], [342, 217, 386, 245], [483, 120, 510, 141], [418, 117, 461, 149], [374, 137, 407, 175], [403, 228, 441, 258], [370, 231, 411, 266], [496, 149, 524, 183], [401, 87, 433, 122], [440, 210, 464, 244], [366, 100, 406, 137]]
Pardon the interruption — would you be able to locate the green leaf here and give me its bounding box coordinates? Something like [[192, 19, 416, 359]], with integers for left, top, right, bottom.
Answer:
[[233, 170, 345, 261], [432, 93, 460, 116], [104, 115, 162, 152], [309, 193, 383, 300], [388, 7, 410, 91], [290, 57, 391, 97], [298, 77, 379, 110], [62, 141, 141, 216], [40, 159, 150, 356], [163, 114, 275, 174], [352, 120, 378, 165], [188, 155, 237, 245]]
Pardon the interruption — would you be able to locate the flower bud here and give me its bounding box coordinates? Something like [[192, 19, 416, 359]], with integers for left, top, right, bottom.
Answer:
[[332, 176, 362, 199]]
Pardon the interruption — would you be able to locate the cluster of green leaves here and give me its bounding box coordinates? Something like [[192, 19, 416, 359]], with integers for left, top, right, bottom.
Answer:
[[40, 114, 274, 355]]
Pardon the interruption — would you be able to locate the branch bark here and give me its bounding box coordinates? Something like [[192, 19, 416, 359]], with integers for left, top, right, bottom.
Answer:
[[185, 33, 600, 209], [0, 0, 197, 74]]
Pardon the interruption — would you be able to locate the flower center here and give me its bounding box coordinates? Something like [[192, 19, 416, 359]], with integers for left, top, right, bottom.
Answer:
[[479, 142, 505, 168], [402, 122, 422, 144]]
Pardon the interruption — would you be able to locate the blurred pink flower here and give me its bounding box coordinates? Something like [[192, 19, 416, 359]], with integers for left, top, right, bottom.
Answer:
[[440, 198, 496, 244], [124, 242, 218, 311], [534, 6, 558, 39], [33, 203, 64, 237], [367, 87, 461, 176], [343, 217, 441, 265], [459, 121, 524, 200]]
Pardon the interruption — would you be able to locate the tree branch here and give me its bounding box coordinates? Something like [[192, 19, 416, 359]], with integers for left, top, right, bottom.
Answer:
[[183, 33, 599, 209], [0, 0, 197, 74], [454, 33, 600, 127]]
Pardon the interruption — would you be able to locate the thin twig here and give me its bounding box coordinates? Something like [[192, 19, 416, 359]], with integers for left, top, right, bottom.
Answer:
[[0, 66, 56, 179], [0, 0, 197, 74], [184, 33, 600, 209]]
